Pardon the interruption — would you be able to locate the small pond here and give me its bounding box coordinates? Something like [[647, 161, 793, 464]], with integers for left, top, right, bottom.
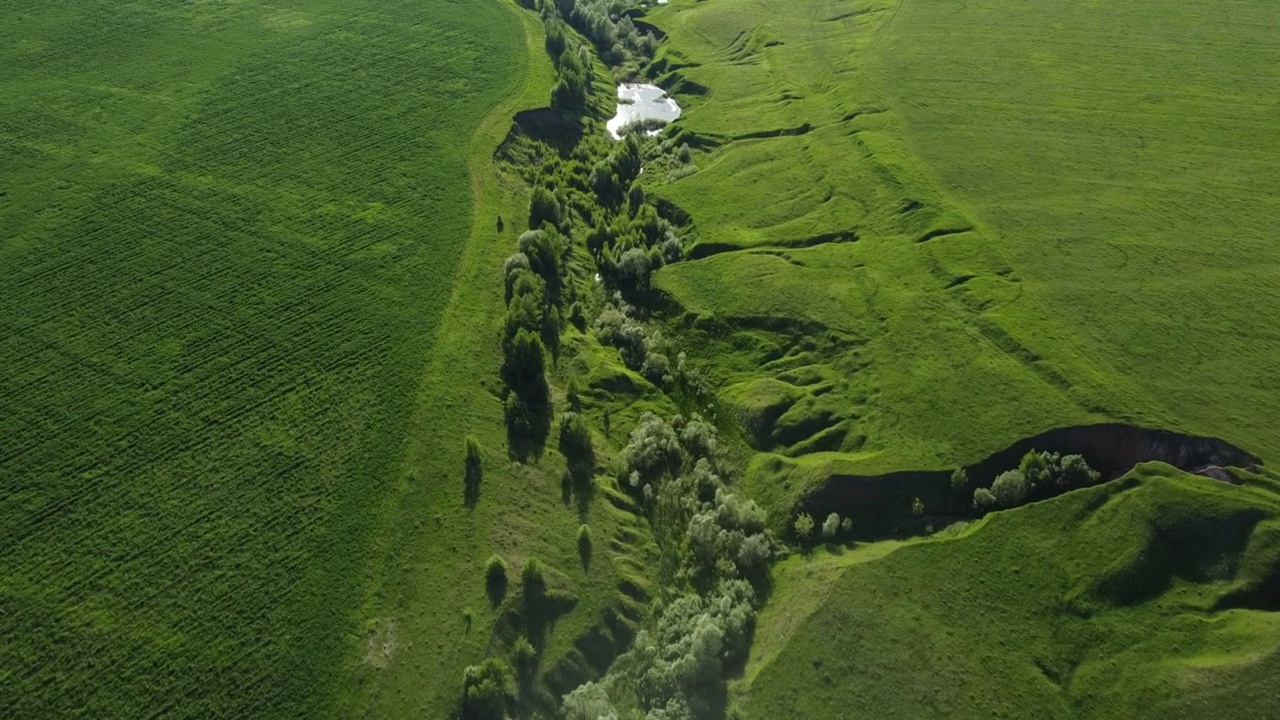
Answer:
[[607, 83, 681, 140]]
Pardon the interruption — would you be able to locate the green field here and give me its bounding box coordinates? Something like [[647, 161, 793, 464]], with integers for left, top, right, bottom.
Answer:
[[0, 0, 528, 715], [5, 0, 1279, 716], [740, 466, 1280, 718], [641, 0, 1280, 513]]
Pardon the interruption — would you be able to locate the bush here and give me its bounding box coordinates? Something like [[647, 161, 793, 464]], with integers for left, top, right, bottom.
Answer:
[[616, 247, 651, 296], [793, 512, 815, 540], [973, 487, 997, 512], [522, 558, 545, 606], [511, 636, 537, 685], [992, 470, 1029, 508], [911, 497, 925, 517], [578, 520, 591, 566], [558, 412, 593, 460], [1059, 453, 1101, 489], [563, 682, 617, 720], [485, 554, 508, 605], [528, 186, 563, 230], [950, 467, 970, 495], [461, 658, 511, 720], [503, 329, 546, 390], [822, 513, 840, 538]]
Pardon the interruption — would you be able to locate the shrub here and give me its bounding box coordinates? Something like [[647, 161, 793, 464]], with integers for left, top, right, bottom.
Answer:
[[1059, 453, 1101, 489], [563, 682, 618, 720], [840, 516, 854, 534], [822, 513, 840, 538], [992, 470, 1029, 508], [503, 329, 546, 390], [911, 497, 925, 517], [464, 435, 482, 507], [793, 512, 815, 540], [577, 524, 592, 567], [529, 186, 563, 230], [511, 636, 537, 685], [522, 558, 545, 605], [616, 247, 652, 296], [950, 468, 970, 495], [460, 658, 511, 720], [558, 412, 592, 460], [973, 487, 997, 512], [485, 554, 508, 605]]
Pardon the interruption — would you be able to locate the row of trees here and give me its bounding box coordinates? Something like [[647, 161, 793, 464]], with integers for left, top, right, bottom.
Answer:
[[558, 413, 773, 719], [960, 450, 1102, 512]]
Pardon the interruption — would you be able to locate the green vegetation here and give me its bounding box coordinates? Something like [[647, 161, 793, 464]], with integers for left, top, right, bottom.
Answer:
[[7, 0, 1278, 716], [737, 466, 1280, 718], [641, 0, 1280, 515], [0, 0, 527, 716]]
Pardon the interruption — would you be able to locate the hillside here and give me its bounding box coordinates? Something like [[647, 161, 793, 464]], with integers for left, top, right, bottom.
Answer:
[[641, 0, 1280, 509], [739, 466, 1280, 718]]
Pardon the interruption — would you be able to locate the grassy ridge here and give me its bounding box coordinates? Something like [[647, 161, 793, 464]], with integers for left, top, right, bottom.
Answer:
[[0, 0, 524, 716], [739, 467, 1280, 718]]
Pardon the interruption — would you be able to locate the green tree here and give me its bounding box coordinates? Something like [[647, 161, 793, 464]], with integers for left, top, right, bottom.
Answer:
[[485, 554, 508, 606], [822, 513, 840, 538], [973, 487, 997, 512], [992, 469, 1029, 508], [793, 512, 815, 540], [460, 658, 511, 720]]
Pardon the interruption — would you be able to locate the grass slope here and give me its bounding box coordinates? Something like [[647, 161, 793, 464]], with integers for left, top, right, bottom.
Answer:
[[740, 467, 1280, 719], [0, 0, 524, 716], [640, 0, 1280, 517], [347, 9, 665, 719]]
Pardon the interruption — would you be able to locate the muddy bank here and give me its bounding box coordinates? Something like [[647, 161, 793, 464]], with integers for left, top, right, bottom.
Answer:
[[797, 424, 1260, 537]]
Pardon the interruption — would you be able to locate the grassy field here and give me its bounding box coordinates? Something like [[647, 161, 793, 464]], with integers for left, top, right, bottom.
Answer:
[[737, 466, 1280, 718], [0, 0, 529, 716], [641, 0, 1280, 516]]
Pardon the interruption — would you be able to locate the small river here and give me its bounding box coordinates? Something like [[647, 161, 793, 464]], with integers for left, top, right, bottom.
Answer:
[[607, 83, 682, 139]]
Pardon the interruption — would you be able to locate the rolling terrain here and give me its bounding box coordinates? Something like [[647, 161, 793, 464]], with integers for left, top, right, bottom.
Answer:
[[643, 0, 1280, 515]]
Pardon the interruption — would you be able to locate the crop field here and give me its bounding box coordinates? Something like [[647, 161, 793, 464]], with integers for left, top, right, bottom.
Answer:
[[0, 0, 528, 716], [642, 0, 1280, 511], [738, 466, 1280, 718]]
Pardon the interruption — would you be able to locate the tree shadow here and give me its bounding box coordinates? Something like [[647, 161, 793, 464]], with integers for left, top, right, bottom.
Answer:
[[464, 452, 482, 508], [505, 390, 551, 462]]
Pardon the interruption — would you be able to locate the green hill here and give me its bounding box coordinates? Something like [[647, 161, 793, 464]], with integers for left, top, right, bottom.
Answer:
[[644, 0, 1280, 490], [738, 466, 1280, 718]]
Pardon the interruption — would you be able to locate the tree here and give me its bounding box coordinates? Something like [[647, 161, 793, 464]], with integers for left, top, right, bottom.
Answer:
[[911, 497, 925, 518], [563, 682, 618, 720], [485, 554, 508, 606], [512, 636, 537, 687], [1059, 453, 1101, 489], [577, 524, 592, 568], [950, 467, 970, 495], [793, 512, 815, 540], [616, 247, 651, 296], [528, 186, 563, 230], [992, 469, 1029, 508], [973, 487, 997, 512], [460, 658, 511, 720], [503, 328, 546, 391], [822, 513, 840, 538]]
